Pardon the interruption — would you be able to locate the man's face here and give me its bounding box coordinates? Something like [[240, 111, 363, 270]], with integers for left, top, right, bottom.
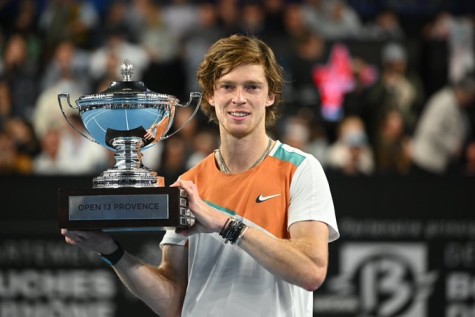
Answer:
[[208, 64, 275, 138]]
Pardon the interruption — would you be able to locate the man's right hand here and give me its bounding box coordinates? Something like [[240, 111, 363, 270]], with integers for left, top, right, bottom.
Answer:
[[61, 229, 117, 254]]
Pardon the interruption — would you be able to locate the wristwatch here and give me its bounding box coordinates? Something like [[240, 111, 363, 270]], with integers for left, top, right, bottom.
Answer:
[[99, 241, 124, 266]]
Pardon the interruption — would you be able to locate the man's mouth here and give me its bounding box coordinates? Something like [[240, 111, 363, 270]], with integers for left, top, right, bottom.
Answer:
[[229, 112, 249, 117]]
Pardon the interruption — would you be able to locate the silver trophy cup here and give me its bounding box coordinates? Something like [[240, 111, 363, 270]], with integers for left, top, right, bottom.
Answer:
[[57, 60, 201, 230]]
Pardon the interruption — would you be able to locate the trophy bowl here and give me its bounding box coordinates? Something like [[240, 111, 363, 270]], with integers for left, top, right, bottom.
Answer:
[[57, 60, 201, 230], [58, 60, 202, 188]]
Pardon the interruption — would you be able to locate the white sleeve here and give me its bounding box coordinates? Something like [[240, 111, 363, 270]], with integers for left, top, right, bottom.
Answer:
[[288, 155, 340, 242], [160, 230, 188, 246]]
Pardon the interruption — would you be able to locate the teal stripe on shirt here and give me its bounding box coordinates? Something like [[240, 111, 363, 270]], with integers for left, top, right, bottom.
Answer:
[[272, 143, 306, 167], [205, 200, 236, 216]]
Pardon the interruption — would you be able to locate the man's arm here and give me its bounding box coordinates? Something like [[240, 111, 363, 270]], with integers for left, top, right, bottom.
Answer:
[[61, 230, 188, 317], [112, 244, 188, 317], [172, 180, 331, 292], [235, 220, 329, 291]]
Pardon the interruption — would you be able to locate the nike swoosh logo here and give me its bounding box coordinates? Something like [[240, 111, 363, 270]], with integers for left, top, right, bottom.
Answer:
[[256, 194, 281, 203]]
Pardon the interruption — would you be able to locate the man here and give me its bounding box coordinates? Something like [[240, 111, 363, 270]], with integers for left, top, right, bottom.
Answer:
[[410, 75, 475, 175], [62, 34, 339, 317]]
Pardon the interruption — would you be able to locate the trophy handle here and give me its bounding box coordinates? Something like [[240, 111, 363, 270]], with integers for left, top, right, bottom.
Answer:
[[161, 92, 202, 140], [58, 93, 98, 144]]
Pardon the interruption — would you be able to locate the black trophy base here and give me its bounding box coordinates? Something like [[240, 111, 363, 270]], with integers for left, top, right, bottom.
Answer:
[[58, 187, 193, 231]]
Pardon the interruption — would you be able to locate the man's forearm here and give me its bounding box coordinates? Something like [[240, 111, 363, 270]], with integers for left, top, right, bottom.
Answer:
[[111, 248, 187, 317]]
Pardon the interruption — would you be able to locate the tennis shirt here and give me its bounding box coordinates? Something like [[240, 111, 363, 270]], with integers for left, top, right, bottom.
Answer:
[[161, 140, 339, 317]]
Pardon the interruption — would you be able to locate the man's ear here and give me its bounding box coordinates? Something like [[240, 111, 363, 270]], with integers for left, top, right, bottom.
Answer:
[[208, 96, 215, 107], [265, 94, 275, 107]]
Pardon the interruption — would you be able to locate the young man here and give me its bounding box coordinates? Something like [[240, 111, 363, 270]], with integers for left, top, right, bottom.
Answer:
[[62, 34, 339, 317]]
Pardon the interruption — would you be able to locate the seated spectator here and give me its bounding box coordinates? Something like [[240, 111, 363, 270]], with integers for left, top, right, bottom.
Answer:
[[326, 115, 374, 175]]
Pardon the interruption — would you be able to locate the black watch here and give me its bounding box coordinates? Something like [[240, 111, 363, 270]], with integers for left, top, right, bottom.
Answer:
[[99, 241, 124, 266]]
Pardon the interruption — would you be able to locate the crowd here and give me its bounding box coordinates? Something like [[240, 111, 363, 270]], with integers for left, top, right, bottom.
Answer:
[[1, 0, 475, 182]]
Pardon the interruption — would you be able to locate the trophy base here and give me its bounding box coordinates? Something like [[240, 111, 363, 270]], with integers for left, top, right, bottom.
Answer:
[[58, 187, 194, 231], [93, 168, 165, 188]]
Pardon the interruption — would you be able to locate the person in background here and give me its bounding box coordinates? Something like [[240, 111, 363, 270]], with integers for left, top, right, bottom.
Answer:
[[61, 34, 339, 317], [409, 75, 475, 175], [364, 42, 425, 146], [326, 115, 374, 175], [373, 108, 411, 175]]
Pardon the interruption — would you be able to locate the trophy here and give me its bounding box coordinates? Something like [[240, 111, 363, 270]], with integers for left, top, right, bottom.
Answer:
[[57, 60, 201, 231]]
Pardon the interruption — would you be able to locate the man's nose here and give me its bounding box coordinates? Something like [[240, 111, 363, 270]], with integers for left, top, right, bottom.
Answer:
[[232, 88, 246, 103]]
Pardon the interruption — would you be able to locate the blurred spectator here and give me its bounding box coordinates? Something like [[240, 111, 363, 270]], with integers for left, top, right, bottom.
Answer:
[[373, 108, 411, 175], [186, 129, 219, 169], [32, 127, 62, 174], [364, 42, 425, 145], [461, 141, 475, 176], [157, 136, 188, 185], [326, 115, 374, 175], [273, 3, 313, 59], [301, 0, 362, 40], [0, 33, 39, 123], [33, 120, 110, 175], [286, 31, 326, 118], [174, 104, 201, 156], [161, 0, 199, 42], [38, 0, 99, 57], [262, 0, 286, 36], [279, 114, 330, 167], [239, 2, 266, 38], [4, 116, 40, 159], [32, 70, 86, 140], [92, 51, 121, 93], [0, 129, 32, 174], [9, 0, 42, 66], [409, 75, 475, 175], [421, 12, 475, 94], [215, 0, 241, 36], [447, 16, 474, 84], [0, 79, 12, 126], [139, 0, 184, 97], [421, 11, 452, 40], [280, 116, 311, 151], [342, 56, 378, 119], [136, 0, 186, 98], [300, 0, 328, 37], [40, 39, 91, 92], [182, 3, 223, 93], [420, 11, 451, 96], [89, 25, 149, 83], [138, 1, 179, 65], [306, 122, 330, 167], [142, 142, 164, 173], [362, 10, 405, 41]]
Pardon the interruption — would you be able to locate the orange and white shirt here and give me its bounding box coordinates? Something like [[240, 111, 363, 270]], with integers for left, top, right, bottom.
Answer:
[[161, 140, 339, 317]]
